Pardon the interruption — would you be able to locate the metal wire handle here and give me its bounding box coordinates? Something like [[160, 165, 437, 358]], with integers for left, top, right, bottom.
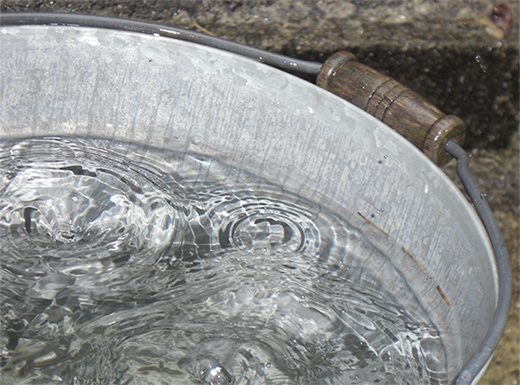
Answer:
[[0, 12, 512, 385], [0, 12, 322, 75], [445, 140, 512, 385]]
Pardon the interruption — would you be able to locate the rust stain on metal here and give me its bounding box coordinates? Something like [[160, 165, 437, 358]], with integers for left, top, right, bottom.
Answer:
[[356, 212, 389, 237], [401, 247, 430, 278], [436, 285, 452, 308]]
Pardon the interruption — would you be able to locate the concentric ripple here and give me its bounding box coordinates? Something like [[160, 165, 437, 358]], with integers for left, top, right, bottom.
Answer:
[[0, 137, 448, 385], [208, 194, 322, 254], [1, 138, 186, 260]]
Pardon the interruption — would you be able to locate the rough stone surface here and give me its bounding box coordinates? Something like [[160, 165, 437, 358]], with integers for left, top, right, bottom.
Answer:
[[1, 1, 519, 384], [1, 0, 519, 149]]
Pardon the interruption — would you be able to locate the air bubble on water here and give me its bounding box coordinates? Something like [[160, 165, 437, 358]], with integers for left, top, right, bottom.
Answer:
[[54, 228, 79, 244], [200, 364, 233, 385], [406, 322, 418, 330]]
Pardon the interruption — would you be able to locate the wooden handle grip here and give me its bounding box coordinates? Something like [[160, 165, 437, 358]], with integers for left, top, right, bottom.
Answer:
[[317, 51, 465, 166]]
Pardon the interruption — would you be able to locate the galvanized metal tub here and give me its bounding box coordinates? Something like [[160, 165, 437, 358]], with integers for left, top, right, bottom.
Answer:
[[0, 20, 511, 385]]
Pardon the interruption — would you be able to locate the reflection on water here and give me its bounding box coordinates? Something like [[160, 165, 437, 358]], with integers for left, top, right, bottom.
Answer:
[[0, 137, 447, 384]]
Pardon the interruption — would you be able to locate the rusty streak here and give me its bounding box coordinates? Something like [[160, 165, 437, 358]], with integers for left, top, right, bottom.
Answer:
[[436, 286, 452, 308], [356, 212, 389, 237], [401, 247, 430, 278]]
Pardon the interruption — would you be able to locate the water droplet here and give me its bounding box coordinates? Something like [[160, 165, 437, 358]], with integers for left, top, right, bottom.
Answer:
[[475, 54, 488, 74], [191, 135, 203, 145]]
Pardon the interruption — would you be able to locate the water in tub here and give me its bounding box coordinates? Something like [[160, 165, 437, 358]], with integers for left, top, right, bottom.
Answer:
[[0, 137, 447, 384]]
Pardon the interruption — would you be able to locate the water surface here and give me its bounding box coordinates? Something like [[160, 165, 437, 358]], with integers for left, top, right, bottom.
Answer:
[[0, 137, 447, 384]]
